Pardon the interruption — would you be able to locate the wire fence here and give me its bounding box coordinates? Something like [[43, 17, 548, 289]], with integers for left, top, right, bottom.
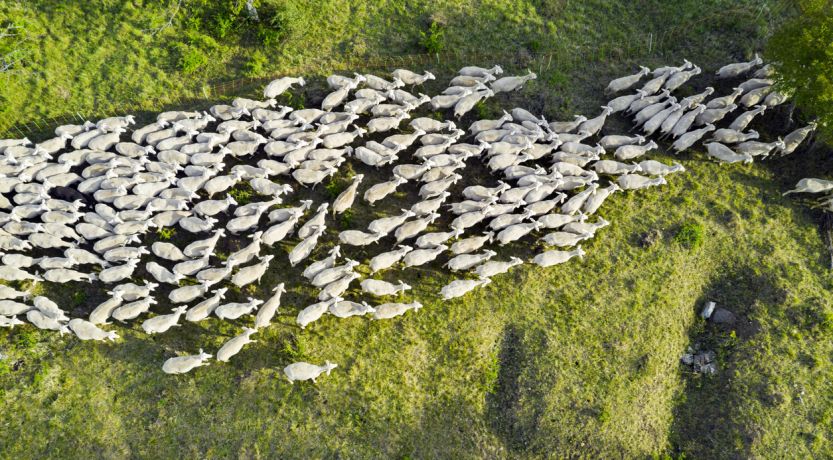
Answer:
[[0, 0, 793, 139]]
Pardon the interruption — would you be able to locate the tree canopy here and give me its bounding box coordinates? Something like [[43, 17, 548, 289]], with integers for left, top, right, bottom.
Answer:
[[766, 0, 833, 137]]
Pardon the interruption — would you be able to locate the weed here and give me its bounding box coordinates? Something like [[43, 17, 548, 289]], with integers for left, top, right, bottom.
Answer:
[[674, 222, 704, 249], [12, 329, 38, 351], [71, 291, 87, 307], [324, 178, 346, 200], [156, 227, 176, 240], [339, 209, 354, 230], [228, 185, 253, 205], [419, 22, 445, 54]]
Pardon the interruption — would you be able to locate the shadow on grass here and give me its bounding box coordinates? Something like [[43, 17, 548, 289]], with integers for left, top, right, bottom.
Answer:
[[669, 264, 786, 458]]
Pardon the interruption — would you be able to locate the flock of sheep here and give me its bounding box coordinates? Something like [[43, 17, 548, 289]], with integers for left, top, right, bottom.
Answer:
[[0, 53, 815, 381]]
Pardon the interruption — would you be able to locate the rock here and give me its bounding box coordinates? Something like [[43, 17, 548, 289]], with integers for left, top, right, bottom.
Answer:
[[700, 301, 716, 319], [711, 308, 736, 324]]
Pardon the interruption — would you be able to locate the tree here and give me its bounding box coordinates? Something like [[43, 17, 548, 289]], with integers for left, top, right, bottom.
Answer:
[[766, 0, 833, 137]]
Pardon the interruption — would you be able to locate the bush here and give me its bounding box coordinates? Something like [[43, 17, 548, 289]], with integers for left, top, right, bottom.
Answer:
[[228, 185, 253, 205], [674, 222, 705, 249], [176, 45, 208, 74], [243, 50, 268, 76], [419, 22, 445, 54]]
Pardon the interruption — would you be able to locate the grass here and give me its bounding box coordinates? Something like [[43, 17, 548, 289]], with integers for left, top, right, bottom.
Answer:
[[2, 0, 830, 458]]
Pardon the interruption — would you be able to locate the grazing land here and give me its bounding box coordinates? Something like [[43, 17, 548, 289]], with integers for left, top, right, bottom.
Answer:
[[2, 1, 832, 458]]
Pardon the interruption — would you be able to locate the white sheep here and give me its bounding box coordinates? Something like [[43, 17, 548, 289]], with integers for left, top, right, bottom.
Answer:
[[162, 349, 212, 374], [216, 327, 258, 363], [141, 306, 188, 334], [371, 301, 422, 320], [296, 297, 341, 329], [68, 318, 119, 341], [284, 361, 337, 383], [531, 246, 585, 268], [216, 298, 263, 321], [704, 142, 753, 164], [440, 278, 491, 300], [360, 279, 411, 297], [605, 66, 651, 94]]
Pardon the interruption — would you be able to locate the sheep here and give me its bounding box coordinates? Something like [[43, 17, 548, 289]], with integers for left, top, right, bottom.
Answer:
[[88, 291, 125, 324], [297, 297, 341, 329], [472, 257, 522, 278], [111, 282, 157, 302], [531, 246, 585, 267], [410, 191, 452, 217], [663, 66, 701, 92], [728, 105, 766, 132], [215, 297, 263, 321], [325, 300, 372, 319], [0, 315, 24, 328], [671, 124, 716, 153], [288, 226, 325, 267], [269, 201, 313, 224], [617, 173, 669, 190], [450, 232, 494, 255], [369, 245, 413, 273], [778, 123, 817, 157], [186, 288, 228, 323], [540, 231, 593, 247], [371, 301, 423, 320], [68, 318, 119, 341], [338, 229, 383, 246], [445, 250, 497, 271], [599, 134, 645, 150], [31, 296, 68, 322], [141, 306, 188, 334], [488, 209, 533, 231], [0, 299, 32, 316], [716, 53, 762, 79], [454, 89, 495, 118], [706, 87, 745, 110], [762, 90, 789, 107], [667, 105, 706, 139], [403, 244, 448, 267], [0, 285, 30, 300], [440, 278, 491, 300], [361, 279, 411, 297], [183, 229, 225, 258], [391, 69, 435, 85], [310, 259, 359, 288], [458, 65, 503, 77], [216, 327, 258, 363], [735, 138, 785, 158], [614, 141, 658, 161], [491, 71, 537, 93], [264, 76, 305, 98], [738, 86, 772, 107], [526, 197, 566, 217], [608, 90, 647, 114], [626, 89, 670, 115], [292, 165, 338, 188], [162, 349, 213, 374], [642, 103, 683, 136], [637, 160, 686, 176], [231, 255, 275, 288], [251, 283, 285, 329], [711, 129, 759, 144], [640, 73, 670, 96], [366, 112, 409, 134], [652, 59, 693, 77], [704, 142, 753, 164], [41, 268, 88, 283], [418, 174, 463, 200], [783, 178, 833, 196], [606, 66, 651, 94], [695, 104, 737, 126], [168, 281, 210, 304], [496, 221, 542, 245], [284, 361, 338, 383], [298, 203, 329, 239], [111, 297, 157, 323]]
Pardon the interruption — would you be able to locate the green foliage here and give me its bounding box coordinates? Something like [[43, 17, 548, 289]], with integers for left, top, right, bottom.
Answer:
[[156, 227, 176, 240], [228, 185, 253, 205], [71, 291, 87, 307], [243, 50, 268, 77], [175, 44, 209, 74], [419, 21, 445, 54], [339, 208, 354, 230], [12, 329, 38, 351], [766, 0, 833, 137], [674, 222, 704, 249]]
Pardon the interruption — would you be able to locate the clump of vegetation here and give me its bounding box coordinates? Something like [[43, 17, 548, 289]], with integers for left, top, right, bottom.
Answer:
[[156, 227, 176, 240], [674, 221, 705, 249], [228, 185, 253, 205], [243, 50, 268, 76], [419, 21, 445, 54], [175, 45, 208, 74], [766, 0, 832, 138], [324, 178, 346, 200], [339, 209, 354, 230], [71, 291, 87, 307]]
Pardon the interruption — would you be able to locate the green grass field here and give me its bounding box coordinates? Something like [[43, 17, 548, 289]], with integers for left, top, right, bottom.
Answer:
[[3, 1, 832, 458]]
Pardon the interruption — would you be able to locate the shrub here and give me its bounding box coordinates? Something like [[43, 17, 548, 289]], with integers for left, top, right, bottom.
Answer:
[[243, 50, 268, 76], [177, 45, 208, 74], [419, 22, 445, 54], [674, 222, 705, 249]]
